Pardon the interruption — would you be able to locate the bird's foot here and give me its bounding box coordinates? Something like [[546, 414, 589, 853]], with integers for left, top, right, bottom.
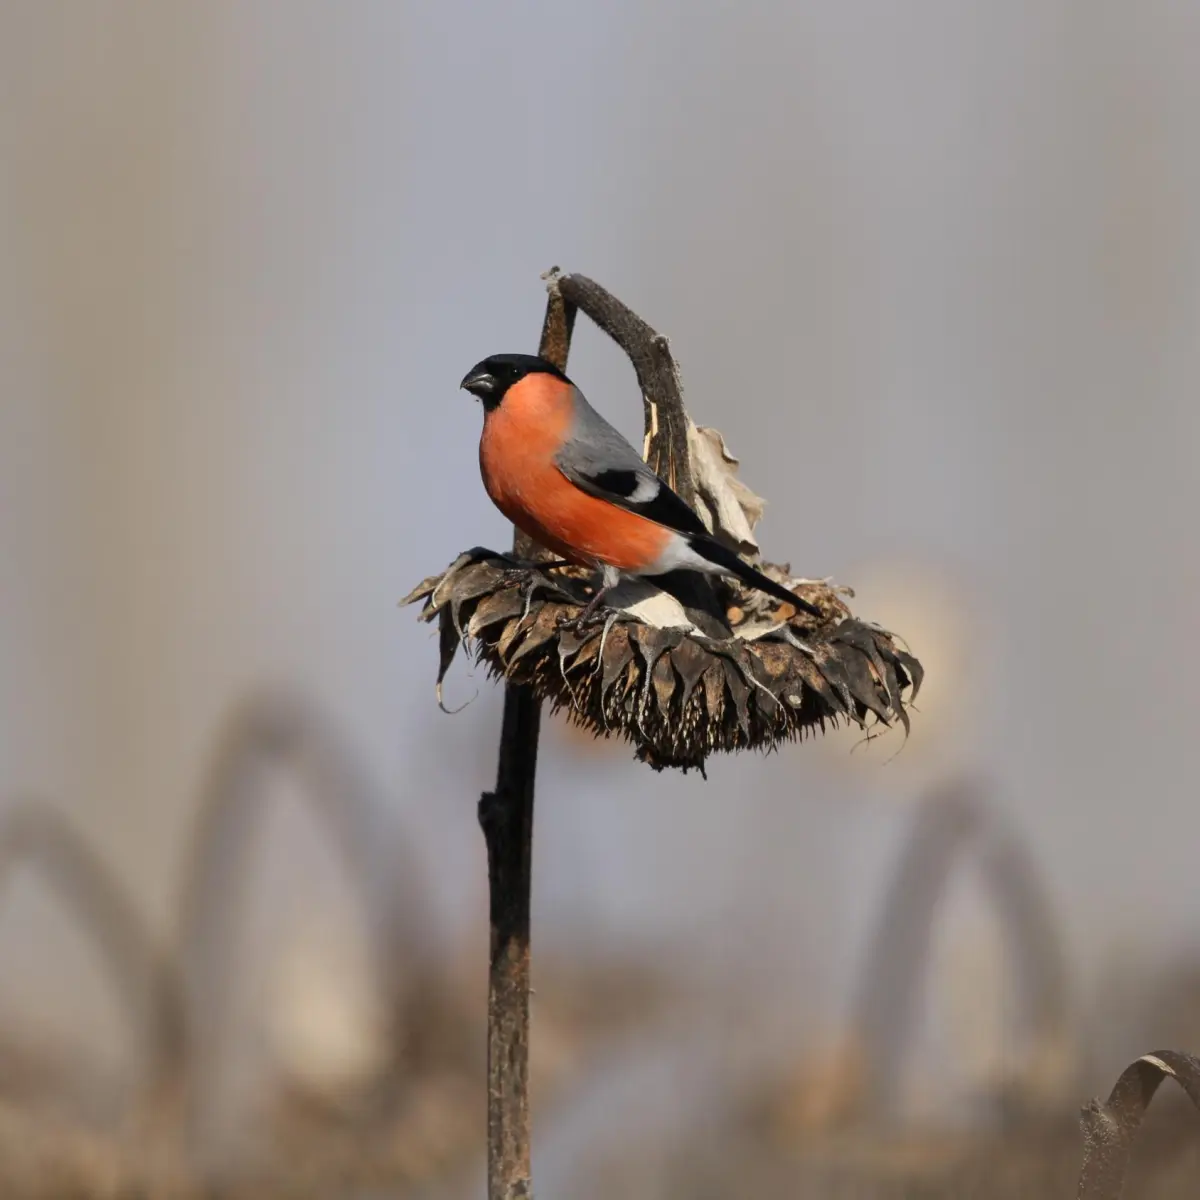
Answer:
[[556, 616, 598, 637], [556, 607, 610, 635], [495, 566, 568, 622], [496, 555, 574, 574], [556, 584, 612, 634]]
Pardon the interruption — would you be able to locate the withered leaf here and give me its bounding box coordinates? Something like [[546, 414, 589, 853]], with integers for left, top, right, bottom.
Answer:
[[651, 652, 678, 721], [555, 626, 590, 662], [567, 635, 603, 676], [836, 622, 898, 719], [426, 548, 489, 610], [891, 647, 924, 700], [670, 638, 711, 712], [797, 650, 849, 716], [825, 642, 890, 722], [506, 606, 561, 668], [600, 626, 635, 701], [399, 572, 444, 609], [435, 610, 463, 705], [449, 560, 509, 607], [554, 626, 591, 684], [687, 422, 766, 555], [628, 625, 664, 674], [406, 547, 921, 770], [837, 623, 884, 664], [495, 613, 533, 665], [720, 655, 751, 739], [749, 641, 792, 685], [879, 654, 908, 732], [743, 650, 779, 719], [701, 663, 727, 725], [467, 589, 526, 637], [630, 626, 680, 710]]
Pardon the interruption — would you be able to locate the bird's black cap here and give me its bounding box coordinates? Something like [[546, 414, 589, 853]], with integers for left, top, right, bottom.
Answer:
[[460, 353, 570, 410]]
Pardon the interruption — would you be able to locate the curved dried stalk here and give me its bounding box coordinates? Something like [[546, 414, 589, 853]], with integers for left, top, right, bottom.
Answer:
[[548, 269, 696, 505], [0, 799, 184, 1114], [1078, 1050, 1200, 1200], [849, 778, 1072, 1121], [176, 689, 428, 1150]]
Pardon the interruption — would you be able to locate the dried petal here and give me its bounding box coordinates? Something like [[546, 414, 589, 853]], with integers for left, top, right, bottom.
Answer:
[[744, 650, 780, 720], [398, 572, 444, 608], [495, 613, 533, 664], [651, 651, 678, 721], [427, 549, 485, 611], [789, 653, 842, 715], [892, 648, 925, 700], [435, 609, 463, 707], [687, 422, 766, 555], [670, 638, 711, 712], [600, 626, 636, 701], [405, 549, 920, 771], [830, 628, 893, 722], [507, 606, 561, 667], [701, 662, 727, 725], [568, 635, 603, 676], [720, 655, 751, 740], [468, 589, 526, 636], [448, 560, 509, 607]]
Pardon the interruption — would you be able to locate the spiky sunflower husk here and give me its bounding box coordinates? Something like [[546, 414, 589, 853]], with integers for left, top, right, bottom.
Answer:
[[403, 549, 922, 772]]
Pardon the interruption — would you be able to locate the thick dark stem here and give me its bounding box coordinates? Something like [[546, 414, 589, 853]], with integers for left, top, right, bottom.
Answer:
[[479, 273, 577, 1200], [479, 697, 539, 1200]]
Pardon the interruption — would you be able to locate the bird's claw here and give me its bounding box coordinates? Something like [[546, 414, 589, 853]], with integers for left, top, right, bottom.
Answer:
[[556, 607, 608, 635], [495, 568, 528, 592], [496, 568, 551, 622]]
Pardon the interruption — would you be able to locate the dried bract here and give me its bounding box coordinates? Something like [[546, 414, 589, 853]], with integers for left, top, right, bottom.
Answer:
[[403, 549, 922, 772], [686, 421, 766, 555]]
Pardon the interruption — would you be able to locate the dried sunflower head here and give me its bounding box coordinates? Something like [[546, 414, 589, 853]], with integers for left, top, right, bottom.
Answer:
[[402, 548, 922, 773]]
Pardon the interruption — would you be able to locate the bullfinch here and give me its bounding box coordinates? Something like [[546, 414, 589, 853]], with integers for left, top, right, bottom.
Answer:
[[460, 353, 821, 623]]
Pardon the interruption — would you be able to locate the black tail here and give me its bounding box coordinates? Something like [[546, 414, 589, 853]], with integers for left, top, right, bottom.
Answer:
[[692, 535, 822, 618]]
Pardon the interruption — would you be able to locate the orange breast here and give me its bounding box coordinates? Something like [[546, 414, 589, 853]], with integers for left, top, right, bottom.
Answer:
[[478, 375, 671, 572]]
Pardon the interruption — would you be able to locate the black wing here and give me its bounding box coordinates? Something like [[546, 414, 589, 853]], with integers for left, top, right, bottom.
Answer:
[[555, 383, 710, 536], [559, 463, 709, 537]]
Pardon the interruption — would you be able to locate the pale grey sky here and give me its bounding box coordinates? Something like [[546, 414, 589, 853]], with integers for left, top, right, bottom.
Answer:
[[2, 2, 1199, 1161]]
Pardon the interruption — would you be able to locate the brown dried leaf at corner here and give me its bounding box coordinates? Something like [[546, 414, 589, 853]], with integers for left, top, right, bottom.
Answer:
[[1078, 1050, 1200, 1200]]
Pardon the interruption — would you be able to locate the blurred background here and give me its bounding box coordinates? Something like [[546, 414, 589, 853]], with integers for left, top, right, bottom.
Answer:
[[2, 3, 1199, 1196]]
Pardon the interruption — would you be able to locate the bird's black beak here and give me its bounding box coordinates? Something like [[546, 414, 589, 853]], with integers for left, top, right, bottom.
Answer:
[[460, 368, 497, 399]]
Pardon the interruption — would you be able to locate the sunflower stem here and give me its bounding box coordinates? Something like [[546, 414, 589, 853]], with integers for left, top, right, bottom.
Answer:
[[478, 273, 577, 1200]]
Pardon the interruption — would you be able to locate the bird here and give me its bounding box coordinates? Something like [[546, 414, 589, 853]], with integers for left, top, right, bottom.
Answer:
[[460, 352, 821, 625]]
